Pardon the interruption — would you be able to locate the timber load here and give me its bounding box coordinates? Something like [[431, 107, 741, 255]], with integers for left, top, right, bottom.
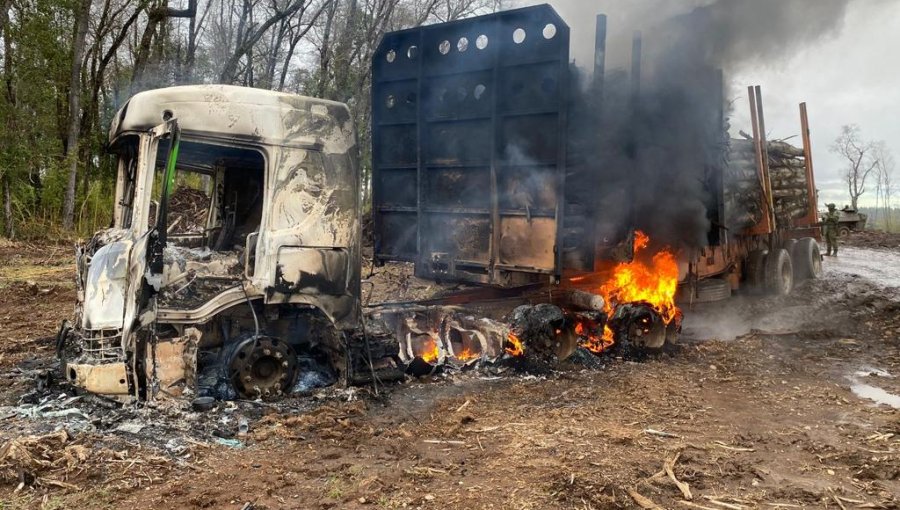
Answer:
[[725, 134, 811, 230]]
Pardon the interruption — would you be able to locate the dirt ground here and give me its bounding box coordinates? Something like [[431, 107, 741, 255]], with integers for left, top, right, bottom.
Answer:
[[844, 230, 900, 251], [0, 238, 897, 509]]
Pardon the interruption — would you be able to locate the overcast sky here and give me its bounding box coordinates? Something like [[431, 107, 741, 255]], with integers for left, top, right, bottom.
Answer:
[[518, 0, 900, 208]]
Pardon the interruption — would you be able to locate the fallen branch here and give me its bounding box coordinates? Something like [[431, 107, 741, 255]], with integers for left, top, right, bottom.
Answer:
[[422, 440, 466, 445], [645, 429, 680, 439], [678, 502, 719, 510], [702, 496, 745, 510], [664, 452, 692, 500], [465, 423, 526, 433], [627, 488, 663, 510], [713, 441, 755, 452], [831, 495, 847, 510]]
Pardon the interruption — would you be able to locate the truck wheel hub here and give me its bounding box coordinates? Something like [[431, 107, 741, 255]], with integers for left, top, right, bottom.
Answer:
[[228, 336, 297, 399]]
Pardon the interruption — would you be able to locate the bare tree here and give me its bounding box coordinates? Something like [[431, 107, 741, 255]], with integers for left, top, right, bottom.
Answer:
[[831, 124, 878, 211], [873, 141, 895, 231], [62, 0, 93, 230], [218, 0, 311, 83]]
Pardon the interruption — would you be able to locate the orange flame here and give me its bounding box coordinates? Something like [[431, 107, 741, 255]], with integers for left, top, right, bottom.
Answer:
[[574, 316, 615, 354], [416, 336, 440, 364], [505, 332, 525, 357], [580, 231, 681, 354], [454, 348, 480, 362]]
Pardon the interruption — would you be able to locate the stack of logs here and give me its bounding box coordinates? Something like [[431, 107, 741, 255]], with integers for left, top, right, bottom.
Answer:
[[726, 135, 811, 229], [168, 186, 211, 234]]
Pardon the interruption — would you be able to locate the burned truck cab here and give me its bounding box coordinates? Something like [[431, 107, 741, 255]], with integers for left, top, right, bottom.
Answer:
[[62, 85, 362, 401]]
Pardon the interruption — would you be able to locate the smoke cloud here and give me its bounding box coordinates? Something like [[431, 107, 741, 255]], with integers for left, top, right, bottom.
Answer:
[[521, 0, 854, 251]]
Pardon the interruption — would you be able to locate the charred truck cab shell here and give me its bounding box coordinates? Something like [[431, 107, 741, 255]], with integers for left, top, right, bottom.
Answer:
[[61, 85, 362, 401]]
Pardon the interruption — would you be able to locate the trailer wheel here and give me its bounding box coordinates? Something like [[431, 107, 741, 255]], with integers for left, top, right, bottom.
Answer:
[[782, 239, 797, 254], [744, 249, 768, 294], [793, 237, 822, 280], [839, 226, 851, 237], [694, 278, 731, 303], [765, 248, 794, 296]]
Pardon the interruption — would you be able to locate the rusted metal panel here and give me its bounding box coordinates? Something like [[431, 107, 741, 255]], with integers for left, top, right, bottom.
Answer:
[[372, 5, 570, 285], [798, 102, 820, 235]]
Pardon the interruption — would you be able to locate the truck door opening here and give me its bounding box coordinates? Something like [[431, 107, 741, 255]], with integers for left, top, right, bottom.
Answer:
[[152, 140, 265, 253]]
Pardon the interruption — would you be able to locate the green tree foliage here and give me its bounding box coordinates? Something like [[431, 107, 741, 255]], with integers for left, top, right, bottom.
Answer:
[[0, 0, 502, 239]]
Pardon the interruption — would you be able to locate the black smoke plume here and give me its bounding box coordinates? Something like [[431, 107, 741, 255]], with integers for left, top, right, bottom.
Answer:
[[554, 0, 853, 252]]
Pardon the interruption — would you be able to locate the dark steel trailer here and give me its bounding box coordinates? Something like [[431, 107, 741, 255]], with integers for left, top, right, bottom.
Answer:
[[371, 5, 579, 286]]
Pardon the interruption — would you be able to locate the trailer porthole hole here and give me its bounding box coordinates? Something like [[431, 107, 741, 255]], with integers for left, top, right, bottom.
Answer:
[[162, 109, 174, 121], [68, 368, 77, 381], [543, 23, 557, 40], [513, 28, 526, 44], [407, 46, 419, 59], [476, 34, 489, 50], [386, 95, 396, 109], [119, 379, 126, 386], [457, 37, 469, 52], [474, 84, 486, 100], [386, 49, 397, 63], [439, 40, 451, 55]]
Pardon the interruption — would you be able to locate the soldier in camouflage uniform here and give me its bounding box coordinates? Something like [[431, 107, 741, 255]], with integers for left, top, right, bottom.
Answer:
[[822, 203, 840, 256]]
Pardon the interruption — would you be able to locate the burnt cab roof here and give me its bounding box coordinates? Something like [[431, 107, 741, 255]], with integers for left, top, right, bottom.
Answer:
[[109, 85, 356, 152]]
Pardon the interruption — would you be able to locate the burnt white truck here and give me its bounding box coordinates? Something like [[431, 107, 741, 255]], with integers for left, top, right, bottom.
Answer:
[[58, 85, 362, 401]]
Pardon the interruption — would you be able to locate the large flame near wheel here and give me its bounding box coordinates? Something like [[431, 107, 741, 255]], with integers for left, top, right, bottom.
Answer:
[[581, 231, 681, 354]]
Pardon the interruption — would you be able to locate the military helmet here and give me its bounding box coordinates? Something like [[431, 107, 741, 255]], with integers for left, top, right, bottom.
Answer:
[[827, 203, 836, 210]]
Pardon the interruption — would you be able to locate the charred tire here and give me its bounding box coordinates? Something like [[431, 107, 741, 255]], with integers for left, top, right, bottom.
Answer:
[[839, 226, 851, 237], [694, 278, 731, 303], [793, 237, 822, 280], [228, 335, 298, 399], [765, 248, 794, 296], [744, 249, 768, 294]]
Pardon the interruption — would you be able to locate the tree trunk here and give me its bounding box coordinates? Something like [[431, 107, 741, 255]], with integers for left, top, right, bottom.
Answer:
[[62, 0, 92, 231], [218, 0, 308, 84], [2, 173, 13, 239]]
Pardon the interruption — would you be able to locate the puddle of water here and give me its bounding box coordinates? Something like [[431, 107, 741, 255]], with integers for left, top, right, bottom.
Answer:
[[849, 381, 900, 409], [853, 366, 893, 378], [846, 367, 900, 409]]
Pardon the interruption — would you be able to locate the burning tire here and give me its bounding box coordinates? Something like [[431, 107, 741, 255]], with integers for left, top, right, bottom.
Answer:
[[744, 249, 768, 294], [765, 248, 794, 296], [792, 237, 822, 280], [609, 303, 668, 354]]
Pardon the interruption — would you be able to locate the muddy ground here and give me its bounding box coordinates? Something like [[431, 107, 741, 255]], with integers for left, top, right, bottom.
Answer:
[[0, 237, 897, 509]]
